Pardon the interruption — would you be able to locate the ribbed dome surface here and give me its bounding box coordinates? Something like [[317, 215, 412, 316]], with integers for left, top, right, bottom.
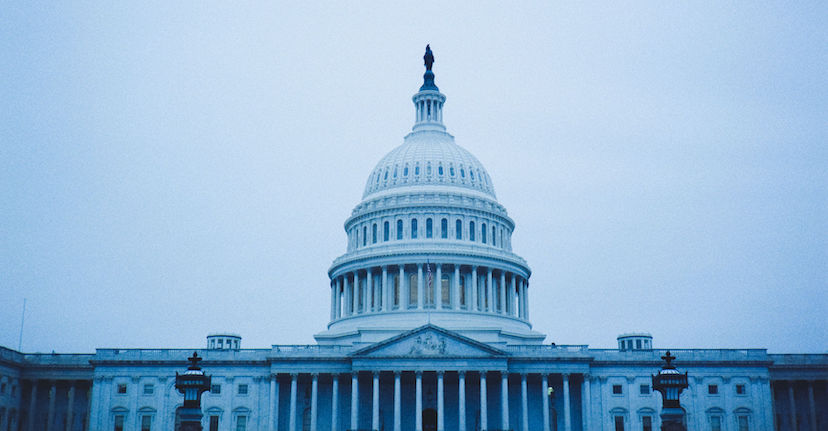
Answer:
[[363, 131, 496, 199]]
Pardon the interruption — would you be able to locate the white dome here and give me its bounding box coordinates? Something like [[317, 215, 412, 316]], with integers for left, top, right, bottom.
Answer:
[[363, 130, 496, 199]]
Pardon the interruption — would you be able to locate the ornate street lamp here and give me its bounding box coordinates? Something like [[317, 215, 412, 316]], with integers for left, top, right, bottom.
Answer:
[[652, 351, 689, 431], [175, 351, 212, 431]]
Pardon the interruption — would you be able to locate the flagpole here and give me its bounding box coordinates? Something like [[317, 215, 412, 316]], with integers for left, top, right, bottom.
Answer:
[[18, 298, 26, 351]]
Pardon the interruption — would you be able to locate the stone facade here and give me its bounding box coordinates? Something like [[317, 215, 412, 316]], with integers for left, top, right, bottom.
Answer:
[[1, 51, 825, 431]]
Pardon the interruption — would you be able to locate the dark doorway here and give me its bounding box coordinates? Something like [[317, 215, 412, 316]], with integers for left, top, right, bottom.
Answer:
[[422, 408, 437, 431]]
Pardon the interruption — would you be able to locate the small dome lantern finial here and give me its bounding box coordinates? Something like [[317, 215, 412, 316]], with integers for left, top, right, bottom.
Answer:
[[424, 44, 434, 71], [420, 44, 439, 92]]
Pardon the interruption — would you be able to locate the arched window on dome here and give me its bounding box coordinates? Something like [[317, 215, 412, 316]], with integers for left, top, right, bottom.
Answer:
[[450, 165, 455, 176], [415, 164, 420, 176], [363, 226, 367, 247], [501, 229, 505, 248], [460, 167, 465, 178], [441, 218, 448, 239], [427, 163, 432, 176], [404, 165, 409, 177], [456, 219, 462, 240], [397, 220, 403, 240], [481, 223, 487, 244], [375, 172, 380, 184], [411, 219, 418, 239], [438, 165, 444, 176], [372, 223, 377, 244], [492, 225, 496, 246], [469, 221, 475, 241], [393, 166, 398, 179], [383, 221, 389, 241], [426, 218, 433, 238], [470, 170, 475, 181]]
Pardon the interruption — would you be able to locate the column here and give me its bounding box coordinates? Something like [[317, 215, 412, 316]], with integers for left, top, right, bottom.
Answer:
[[330, 281, 337, 321], [289, 374, 298, 431], [367, 268, 374, 313], [436, 264, 443, 308], [400, 266, 408, 309], [66, 384, 75, 431], [416, 372, 423, 431], [563, 374, 572, 431], [510, 275, 517, 315], [542, 375, 550, 431], [453, 265, 461, 310], [382, 266, 390, 312], [47, 382, 55, 431], [471, 267, 478, 311], [458, 372, 466, 431], [501, 372, 509, 431], [372, 372, 380, 431], [480, 372, 488, 431], [351, 373, 359, 431], [269, 375, 278, 431], [417, 264, 424, 309], [788, 382, 796, 431], [486, 268, 493, 311], [582, 374, 591, 431], [309, 374, 318, 431], [499, 271, 506, 313], [331, 375, 339, 431], [394, 372, 402, 431], [353, 271, 360, 313], [437, 372, 445, 431], [808, 381, 817, 431], [344, 276, 351, 316], [521, 374, 529, 431]]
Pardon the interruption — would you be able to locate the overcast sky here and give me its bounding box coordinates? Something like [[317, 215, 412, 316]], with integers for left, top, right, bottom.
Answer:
[[1, 1, 826, 354]]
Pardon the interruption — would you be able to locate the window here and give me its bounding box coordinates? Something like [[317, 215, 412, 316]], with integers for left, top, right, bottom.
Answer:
[[642, 416, 652, 431], [710, 416, 722, 431], [209, 416, 220, 431], [383, 222, 389, 241], [397, 220, 403, 240], [117, 384, 127, 394], [237, 384, 248, 395], [441, 218, 448, 239], [426, 218, 433, 238], [0, 383, 5, 394], [615, 416, 625, 431], [481, 223, 487, 243], [708, 384, 718, 395], [459, 274, 466, 306], [143, 384, 154, 395], [114, 415, 125, 431], [736, 384, 746, 395], [450, 166, 455, 176], [393, 275, 400, 307], [636, 339, 642, 349], [211, 384, 221, 394], [362, 226, 367, 246], [404, 166, 409, 176], [236, 415, 247, 431], [613, 385, 623, 394], [441, 275, 450, 306], [492, 226, 496, 246], [409, 273, 418, 306], [469, 221, 475, 241], [415, 165, 420, 175], [640, 385, 650, 395], [372, 223, 377, 244], [738, 416, 749, 431], [411, 219, 418, 239], [438, 165, 444, 175], [140, 415, 151, 431], [455, 219, 462, 239]]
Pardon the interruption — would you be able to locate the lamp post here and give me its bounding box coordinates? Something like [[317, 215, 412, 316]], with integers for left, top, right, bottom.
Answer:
[[175, 351, 212, 431], [652, 351, 689, 431]]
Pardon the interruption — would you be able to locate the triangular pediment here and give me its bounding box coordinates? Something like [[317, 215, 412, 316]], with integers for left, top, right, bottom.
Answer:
[[351, 324, 507, 358]]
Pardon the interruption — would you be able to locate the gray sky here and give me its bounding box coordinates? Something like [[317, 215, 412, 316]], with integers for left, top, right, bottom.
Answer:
[[1, 1, 826, 354]]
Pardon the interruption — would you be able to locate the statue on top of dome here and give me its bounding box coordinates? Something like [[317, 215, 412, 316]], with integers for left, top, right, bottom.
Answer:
[[424, 44, 434, 71]]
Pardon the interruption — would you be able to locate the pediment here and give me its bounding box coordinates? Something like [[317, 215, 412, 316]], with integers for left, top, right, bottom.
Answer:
[[351, 325, 506, 358]]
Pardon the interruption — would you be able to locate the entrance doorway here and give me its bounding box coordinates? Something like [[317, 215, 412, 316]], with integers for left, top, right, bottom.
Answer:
[[422, 408, 437, 431]]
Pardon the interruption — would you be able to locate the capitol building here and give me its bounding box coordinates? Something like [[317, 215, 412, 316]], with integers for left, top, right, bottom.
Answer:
[[0, 48, 825, 431]]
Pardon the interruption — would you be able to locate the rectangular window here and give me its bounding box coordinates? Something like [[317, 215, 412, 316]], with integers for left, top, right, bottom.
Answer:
[[441, 276, 450, 306], [643, 416, 652, 431], [738, 416, 749, 431], [143, 384, 154, 395], [640, 384, 650, 395], [397, 220, 403, 240], [613, 384, 623, 394], [411, 219, 418, 239], [481, 223, 487, 243], [456, 219, 462, 239], [441, 218, 448, 239], [469, 221, 475, 241], [114, 415, 125, 431], [372, 223, 377, 243], [209, 416, 219, 431], [236, 416, 247, 431], [636, 339, 642, 349], [141, 415, 151, 431], [708, 384, 718, 395], [393, 275, 400, 307], [615, 416, 625, 431], [116, 384, 127, 394], [409, 273, 418, 307], [492, 226, 496, 245], [237, 384, 248, 395], [736, 384, 746, 395], [426, 218, 433, 238], [459, 274, 466, 306], [211, 384, 221, 394], [383, 222, 389, 241], [711, 416, 722, 431]]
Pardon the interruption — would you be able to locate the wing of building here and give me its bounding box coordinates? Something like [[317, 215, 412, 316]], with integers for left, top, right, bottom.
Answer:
[[1, 48, 825, 431]]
